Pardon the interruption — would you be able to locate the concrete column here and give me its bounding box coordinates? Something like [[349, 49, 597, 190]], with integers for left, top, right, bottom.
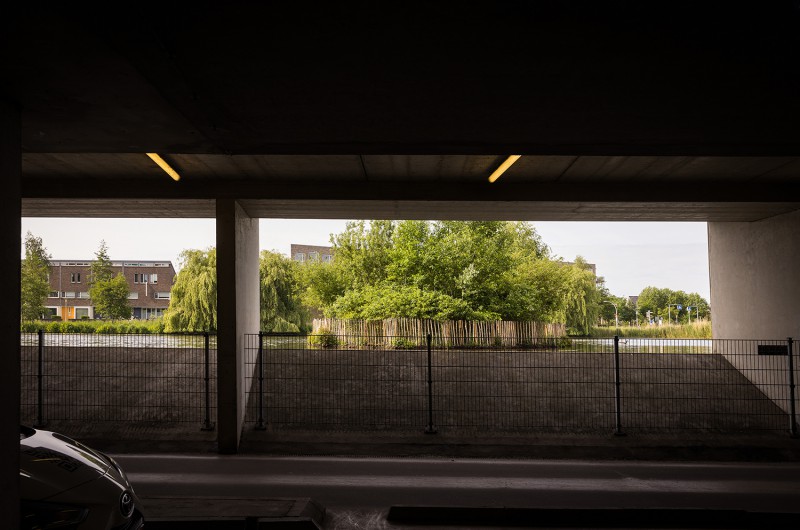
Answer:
[[216, 200, 259, 453], [708, 210, 800, 425], [0, 101, 21, 528], [709, 210, 800, 339]]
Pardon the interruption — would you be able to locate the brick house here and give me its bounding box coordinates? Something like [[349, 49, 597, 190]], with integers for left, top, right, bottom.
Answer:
[[290, 244, 333, 263], [46, 260, 176, 320]]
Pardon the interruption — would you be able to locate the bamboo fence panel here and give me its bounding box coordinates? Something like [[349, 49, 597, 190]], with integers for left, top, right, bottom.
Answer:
[[312, 318, 566, 348]]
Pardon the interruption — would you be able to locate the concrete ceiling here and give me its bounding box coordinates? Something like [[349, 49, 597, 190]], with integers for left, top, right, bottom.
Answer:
[[5, 2, 800, 221]]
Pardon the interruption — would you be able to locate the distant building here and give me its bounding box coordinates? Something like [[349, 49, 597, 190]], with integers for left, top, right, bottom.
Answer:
[[46, 260, 176, 320], [291, 244, 333, 263], [561, 261, 597, 276]]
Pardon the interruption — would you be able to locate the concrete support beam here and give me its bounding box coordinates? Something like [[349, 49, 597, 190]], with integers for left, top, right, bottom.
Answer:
[[0, 101, 21, 528], [216, 200, 259, 453], [709, 210, 800, 426]]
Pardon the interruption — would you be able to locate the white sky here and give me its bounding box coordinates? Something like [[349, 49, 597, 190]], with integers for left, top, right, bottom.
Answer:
[[21, 218, 710, 301]]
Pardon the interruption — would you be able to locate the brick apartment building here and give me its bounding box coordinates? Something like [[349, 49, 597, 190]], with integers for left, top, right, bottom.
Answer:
[[290, 244, 333, 263], [46, 260, 176, 320]]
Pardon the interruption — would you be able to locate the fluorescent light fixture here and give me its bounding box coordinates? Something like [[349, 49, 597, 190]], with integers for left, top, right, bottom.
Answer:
[[488, 155, 521, 183], [146, 153, 181, 182]]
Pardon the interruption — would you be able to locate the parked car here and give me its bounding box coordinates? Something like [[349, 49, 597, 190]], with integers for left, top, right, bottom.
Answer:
[[20, 425, 144, 530]]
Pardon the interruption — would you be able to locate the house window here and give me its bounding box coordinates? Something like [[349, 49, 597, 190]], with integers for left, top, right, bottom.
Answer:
[[128, 292, 139, 300], [143, 274, 149, 284], [70, 272, 81, 283], [151, 273, 158, 284], [48, 291, 60, 298], [155, 292, 171, 300], [134, 273, 140, 284], [78, 292, 90, 299], [323, 254, 333, 263], [293, 253, 305, 262], [308, 252, 319, 261], [63, 291, 76, 298], [75, 308, 89, 319]]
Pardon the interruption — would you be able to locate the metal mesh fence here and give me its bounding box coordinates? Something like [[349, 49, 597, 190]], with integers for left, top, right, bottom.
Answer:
[[20, 332, 217, 429], [245, 334, 798, 434], [20, 332, 798, 436], [244, 334, 427, 430], [618, 338, 792, 431]]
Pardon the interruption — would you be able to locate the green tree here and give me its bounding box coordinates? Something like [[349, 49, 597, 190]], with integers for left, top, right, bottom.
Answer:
[[558, 257, 602, 335], [89, 240, 113, 285], [88, 240, 131, 319], [260, 250, 308, 332], [164, 249, 217, 332], [90, 274, 132, 319], [21, 232, 51, 321], [300, 220, 594, 326], [330, 220, 395, 288], [637, 286, 710, 324]]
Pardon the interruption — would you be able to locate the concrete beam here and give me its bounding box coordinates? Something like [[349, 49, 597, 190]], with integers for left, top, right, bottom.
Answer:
[[21, 177, 800, 204], [216, 200, 259, 453], [0, 100, 21, 529]]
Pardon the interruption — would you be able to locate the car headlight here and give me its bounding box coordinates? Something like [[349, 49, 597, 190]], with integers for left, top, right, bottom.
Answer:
[[119, 491, 134, 518], [21, 500, 88, 529]]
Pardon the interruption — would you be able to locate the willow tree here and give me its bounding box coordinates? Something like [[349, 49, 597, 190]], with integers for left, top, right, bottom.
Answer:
[[164, 249, 217, 332], [558, 257, 602, 335], [260, 250, 308, 332], [21, 232, 51, 321]]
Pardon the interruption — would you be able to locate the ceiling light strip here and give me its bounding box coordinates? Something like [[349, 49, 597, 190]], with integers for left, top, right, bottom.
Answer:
[[488, 155, 522, 183], [146, 153, 181, 182]]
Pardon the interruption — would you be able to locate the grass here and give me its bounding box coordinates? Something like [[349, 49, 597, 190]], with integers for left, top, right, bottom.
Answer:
[[588, 320, 712, 339]]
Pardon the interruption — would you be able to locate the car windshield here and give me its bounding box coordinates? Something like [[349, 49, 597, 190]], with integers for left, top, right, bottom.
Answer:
[[19, 426, 35, 440]]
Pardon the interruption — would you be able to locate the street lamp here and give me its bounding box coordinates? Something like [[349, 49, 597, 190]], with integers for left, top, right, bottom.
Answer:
[[668, 303, 682, 324], [605, 301, 619, 328]]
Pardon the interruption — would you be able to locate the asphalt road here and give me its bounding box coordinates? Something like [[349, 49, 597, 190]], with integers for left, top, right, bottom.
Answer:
[[116, 455, 800, 514]]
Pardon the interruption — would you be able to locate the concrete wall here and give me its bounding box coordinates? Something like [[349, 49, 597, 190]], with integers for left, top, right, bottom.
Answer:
[[1, 101, 21, 529], [216, 200, 259, 453], [708, 210, 800, 428]]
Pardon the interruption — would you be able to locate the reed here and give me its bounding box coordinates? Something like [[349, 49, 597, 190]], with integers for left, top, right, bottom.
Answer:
[[589, 320, 712, 339]]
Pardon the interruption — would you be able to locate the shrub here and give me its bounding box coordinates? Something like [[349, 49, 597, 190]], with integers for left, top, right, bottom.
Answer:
[[21, 322, 41, 333], [59, 321, 81, 333], [95, 323, 116, 334], [392, 337, 418, 349], [308, 327, 338, 348]]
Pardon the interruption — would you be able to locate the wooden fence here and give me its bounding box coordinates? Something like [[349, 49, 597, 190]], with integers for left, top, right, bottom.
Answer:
[[311, 318, 566, 348]]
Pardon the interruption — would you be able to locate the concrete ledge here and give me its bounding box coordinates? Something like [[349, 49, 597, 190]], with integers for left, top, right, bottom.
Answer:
[[142, 497, 324, 529], [237, 431, 800, 462], [387, 506, 800, 528]]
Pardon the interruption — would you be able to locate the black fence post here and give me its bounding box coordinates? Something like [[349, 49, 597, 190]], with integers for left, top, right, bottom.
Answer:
[[34, 329, 46, 428], [613, 335, 624, 436], [425, 333, 437, 434], [788, 337, 797, 438], [201, 332, 215, 431], [255, 332, 267, 430]]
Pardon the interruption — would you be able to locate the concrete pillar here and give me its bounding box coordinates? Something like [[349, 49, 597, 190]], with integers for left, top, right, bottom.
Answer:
[[709, 210, 800, 339], [0, 101, 21, 528], [216, 199, 259, 453], [708, 210, 800, 426]]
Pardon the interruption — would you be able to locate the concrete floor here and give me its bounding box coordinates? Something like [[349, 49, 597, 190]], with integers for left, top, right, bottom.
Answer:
[[116, 454, 800, 529]]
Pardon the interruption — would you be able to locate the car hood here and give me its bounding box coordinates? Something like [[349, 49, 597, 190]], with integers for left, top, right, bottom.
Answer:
[[20, 428, 112, 501]]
